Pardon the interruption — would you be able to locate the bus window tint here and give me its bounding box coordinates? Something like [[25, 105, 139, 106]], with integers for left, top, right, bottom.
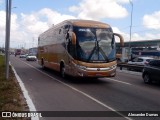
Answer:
[[96, 29, 115, 59], [75, 28, 95, 61], [74, 27, 115, 62]]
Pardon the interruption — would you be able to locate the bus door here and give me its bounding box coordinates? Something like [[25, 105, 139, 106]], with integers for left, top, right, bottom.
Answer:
[[64, 25, 74, 74]]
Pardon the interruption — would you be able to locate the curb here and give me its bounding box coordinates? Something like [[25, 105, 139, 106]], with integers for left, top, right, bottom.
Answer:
[[10, 63, 39, 120]]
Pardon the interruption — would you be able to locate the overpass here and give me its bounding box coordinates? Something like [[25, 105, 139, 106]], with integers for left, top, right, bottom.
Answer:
[[116, 39, 160, 61], [116, 39, 160, 48]]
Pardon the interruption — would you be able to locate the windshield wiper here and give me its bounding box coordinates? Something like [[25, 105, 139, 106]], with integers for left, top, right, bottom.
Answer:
[[87, 40, 109, 62]]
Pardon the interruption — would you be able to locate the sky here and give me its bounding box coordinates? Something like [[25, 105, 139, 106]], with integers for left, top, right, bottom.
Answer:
[[0, 0, 160, 49]]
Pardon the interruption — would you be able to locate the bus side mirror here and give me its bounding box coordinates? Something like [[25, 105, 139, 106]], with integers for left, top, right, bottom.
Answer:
[[71, 32, 76, 45], [113, 33, 124, 47]]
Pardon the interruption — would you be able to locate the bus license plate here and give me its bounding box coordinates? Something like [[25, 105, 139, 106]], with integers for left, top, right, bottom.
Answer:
[[96, 74, 101, 76]]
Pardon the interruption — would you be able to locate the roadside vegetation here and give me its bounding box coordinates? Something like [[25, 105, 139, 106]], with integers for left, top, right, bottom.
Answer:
[[0, 55, 29, 119]]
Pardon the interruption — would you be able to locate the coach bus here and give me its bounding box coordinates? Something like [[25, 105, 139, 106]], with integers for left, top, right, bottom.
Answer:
[[37, 19, 124, 78]]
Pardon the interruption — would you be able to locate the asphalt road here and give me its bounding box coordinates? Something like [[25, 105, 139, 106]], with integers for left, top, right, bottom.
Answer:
[[10, 55, 160, 120]]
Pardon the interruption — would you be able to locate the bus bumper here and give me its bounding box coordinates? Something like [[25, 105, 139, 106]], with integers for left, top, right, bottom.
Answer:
[[74, 65, 117, 77]]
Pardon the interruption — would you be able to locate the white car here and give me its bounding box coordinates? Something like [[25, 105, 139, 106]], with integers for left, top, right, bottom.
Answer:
[[19, 54, 28, 58], [26, 54, 37, 61], [128, 57, 154, 66]]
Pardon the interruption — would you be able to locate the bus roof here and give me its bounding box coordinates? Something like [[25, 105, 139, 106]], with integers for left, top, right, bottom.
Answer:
[[66, 19, 111, 28], [39, 19, 111, 37]]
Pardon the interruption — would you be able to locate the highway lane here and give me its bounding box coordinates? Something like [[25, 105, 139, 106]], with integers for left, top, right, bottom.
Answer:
[[10, 56, 126, 120], [10, 56, 160, 120]]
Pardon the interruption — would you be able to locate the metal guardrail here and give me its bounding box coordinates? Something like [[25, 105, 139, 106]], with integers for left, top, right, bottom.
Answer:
[[117, 63, 144, 72]]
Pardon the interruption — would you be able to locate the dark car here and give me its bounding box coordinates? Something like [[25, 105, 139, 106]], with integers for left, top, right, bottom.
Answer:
[[142, 60, 160, 84]]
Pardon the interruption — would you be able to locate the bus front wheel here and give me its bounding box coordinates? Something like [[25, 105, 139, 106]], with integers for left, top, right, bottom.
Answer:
[[41, 59, 45, 69]]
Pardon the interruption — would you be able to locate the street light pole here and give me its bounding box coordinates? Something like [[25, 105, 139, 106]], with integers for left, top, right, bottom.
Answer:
[[5, 0, 12, 80], [128, 0, 133, 60]]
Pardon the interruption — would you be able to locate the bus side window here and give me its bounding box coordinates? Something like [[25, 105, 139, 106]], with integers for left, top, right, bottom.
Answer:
[[64, 25, 75, 57], [63, 25, 67, 34], [59, 29, 61, 34]]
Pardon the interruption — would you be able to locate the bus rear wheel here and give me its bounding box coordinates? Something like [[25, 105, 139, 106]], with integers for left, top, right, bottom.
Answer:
[[60, 65, 65, 78]]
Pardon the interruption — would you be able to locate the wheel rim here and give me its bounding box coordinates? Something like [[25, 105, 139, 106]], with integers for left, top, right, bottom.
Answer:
[[61, 67, 65, 78], [144, 74, 150, 83]]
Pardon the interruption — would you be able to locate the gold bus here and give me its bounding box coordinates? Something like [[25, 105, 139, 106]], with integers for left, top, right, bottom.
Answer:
[[37, 19, 124, 78]]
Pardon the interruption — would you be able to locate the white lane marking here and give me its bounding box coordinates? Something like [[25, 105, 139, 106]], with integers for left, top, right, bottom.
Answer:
[[17, 59, 132, 120], [106, 78, 133, 85], [11, 63, 39, 120], [117, 69, 141, 76]]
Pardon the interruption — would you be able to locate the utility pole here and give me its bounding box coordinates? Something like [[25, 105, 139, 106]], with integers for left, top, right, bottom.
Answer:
[[128, 0, 133, 61], [5, 0, 12, 79]]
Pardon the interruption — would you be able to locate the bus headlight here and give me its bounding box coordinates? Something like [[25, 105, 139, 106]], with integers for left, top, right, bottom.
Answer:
[[72, 61, 87, 70], [77, 65, 87, 70], [110, 65, 117, 70]]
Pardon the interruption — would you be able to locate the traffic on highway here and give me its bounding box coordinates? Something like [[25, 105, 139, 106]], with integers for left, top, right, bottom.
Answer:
[[10, 55, 160, 120]]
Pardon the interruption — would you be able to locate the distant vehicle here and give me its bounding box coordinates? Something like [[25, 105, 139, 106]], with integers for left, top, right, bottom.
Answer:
[[128, 57, 153, 66], [37, 19, 124, 78], [142, 60, 160, 84], [26, 54, 37, 61], [15, 49, 21, 56], [29, 47, 37, 56], [19, 54, 27, 58]]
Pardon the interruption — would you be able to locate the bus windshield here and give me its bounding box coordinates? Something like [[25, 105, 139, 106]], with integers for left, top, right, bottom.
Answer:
[[74, 26, 116, 63]]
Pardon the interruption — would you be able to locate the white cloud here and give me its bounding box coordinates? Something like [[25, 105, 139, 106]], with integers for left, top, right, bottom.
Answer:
[[11, 13, 19, 31], [0, 11, 6, 31], [113, 27, 124, 34], [144, 33, 160, 40], [19, 8, 76, 47], [112, 27, 130, 42], [0, 8, 76, 48], [143, 11, 160, 30], [20, 8, 76, 36], [20, 13, 48, 36], [0, 11, 19, 31], [0, 10, 20, 47], [131, 33, 144, 41], [117, 0, 131, 4], [69, 0, 128, 20], [112, 26, 160, 43], [38, 8, 76, 26]]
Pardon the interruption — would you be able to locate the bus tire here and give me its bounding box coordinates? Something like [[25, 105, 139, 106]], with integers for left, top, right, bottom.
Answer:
[[60, 64, 65, 78], [41, 59, 45, 69]]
